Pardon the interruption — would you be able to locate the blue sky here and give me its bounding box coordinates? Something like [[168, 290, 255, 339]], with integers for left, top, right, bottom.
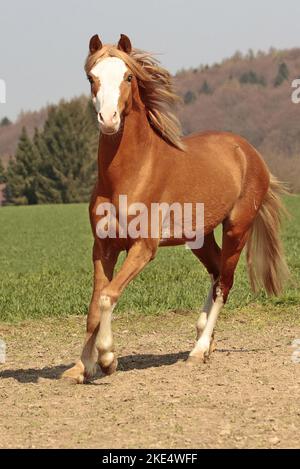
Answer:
[[0, 0, 299, 120]]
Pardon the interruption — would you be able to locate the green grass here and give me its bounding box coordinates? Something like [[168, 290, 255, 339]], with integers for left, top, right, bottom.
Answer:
[[0, 197, 300, 322]]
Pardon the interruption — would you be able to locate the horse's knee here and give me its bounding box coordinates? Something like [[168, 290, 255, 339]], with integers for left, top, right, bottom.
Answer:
[[99, 294, 115, 310], [100, 288, 120, 306], [214, 280, 232, 304]]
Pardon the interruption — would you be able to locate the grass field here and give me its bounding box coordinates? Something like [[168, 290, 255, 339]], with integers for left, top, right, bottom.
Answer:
[[1, 198, 300, 449], [0, 197, 299, 322]]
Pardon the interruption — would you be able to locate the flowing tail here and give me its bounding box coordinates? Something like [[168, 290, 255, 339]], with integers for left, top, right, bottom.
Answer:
[[246, 174, 290, 296]]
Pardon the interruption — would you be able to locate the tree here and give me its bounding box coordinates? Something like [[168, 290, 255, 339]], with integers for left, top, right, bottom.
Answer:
[[0, 117, 11, 127], [247, 49, 255, 61], [5, 128, 41, 205], [38, 98, 98, 203], [31, 128, 63, 204], [239, 71, 266, 86], [184, 90, 197, 105], [274, 62, 289, 87], [5, 97, 99, 205], [0, 159, 6, 183], [199, 80, 213, 95]]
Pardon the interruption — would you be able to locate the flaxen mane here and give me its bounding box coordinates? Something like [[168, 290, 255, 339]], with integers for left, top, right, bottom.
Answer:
[[85, 45, 185, 151]]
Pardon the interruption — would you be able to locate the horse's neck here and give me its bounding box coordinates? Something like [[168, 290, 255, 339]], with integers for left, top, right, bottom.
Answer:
[[97, 106, 153, 189]]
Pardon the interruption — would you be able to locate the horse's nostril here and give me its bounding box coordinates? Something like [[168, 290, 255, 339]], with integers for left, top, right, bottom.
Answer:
[[99, 112, 104, 122], [113, 111, 117, 118]]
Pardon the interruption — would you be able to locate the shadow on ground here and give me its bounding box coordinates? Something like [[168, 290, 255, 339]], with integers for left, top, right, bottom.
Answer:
[[0, 351, 190, 384], [0, 346, 264, 384]]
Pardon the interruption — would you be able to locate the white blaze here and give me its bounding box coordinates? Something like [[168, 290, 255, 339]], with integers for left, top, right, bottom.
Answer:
[[91, 57, 127, 121]]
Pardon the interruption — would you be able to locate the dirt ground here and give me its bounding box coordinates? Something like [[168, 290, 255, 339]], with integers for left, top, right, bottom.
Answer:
[[0, 309, 299, 449]]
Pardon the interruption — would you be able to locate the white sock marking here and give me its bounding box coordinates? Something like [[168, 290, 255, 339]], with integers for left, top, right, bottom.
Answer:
[[191, 287, 224, 358]]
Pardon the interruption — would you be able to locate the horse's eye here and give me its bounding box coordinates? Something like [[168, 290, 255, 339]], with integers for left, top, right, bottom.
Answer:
[[87, 76, 93, 84], [127, 75, 133, 83]]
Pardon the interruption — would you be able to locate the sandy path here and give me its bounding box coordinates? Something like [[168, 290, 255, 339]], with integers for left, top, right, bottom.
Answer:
[[0, 311, 299, 448]]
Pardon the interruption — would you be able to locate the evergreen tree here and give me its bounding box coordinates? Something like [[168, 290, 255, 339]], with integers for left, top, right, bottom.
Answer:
[[239, 71, 266, 86], [32, 128, 63, 204], [274, 62, 289, 87], [199, 80, 213, 95], [5, 128, 41, 205], [184, 90, 197, 105], [39, 98, 98, 203], [0, 117, 11, 127], [0, 159, 6, 183], [5, 97, 99, 205]]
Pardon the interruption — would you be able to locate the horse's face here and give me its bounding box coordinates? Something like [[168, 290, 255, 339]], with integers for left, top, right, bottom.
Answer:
[[89, 57, 133, 134], [87, 34, 133, 135]]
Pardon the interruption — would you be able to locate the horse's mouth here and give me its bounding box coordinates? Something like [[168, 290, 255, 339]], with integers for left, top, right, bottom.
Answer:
[[101, 129, 118, 135], [100, 119, 124, 136]]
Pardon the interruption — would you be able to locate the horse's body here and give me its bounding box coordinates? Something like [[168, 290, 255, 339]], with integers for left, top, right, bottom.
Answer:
[[63, 35, 289, 383]]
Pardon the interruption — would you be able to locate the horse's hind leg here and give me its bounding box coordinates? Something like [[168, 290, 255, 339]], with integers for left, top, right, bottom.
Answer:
[[188, 201, 257, 364], [192, 232, 221, 349]]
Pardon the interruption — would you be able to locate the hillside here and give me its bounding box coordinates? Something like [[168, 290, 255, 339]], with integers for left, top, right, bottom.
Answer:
[[0, 108, 48, 165], [176, 47, 300, 189], [1, 47, 300, 192]]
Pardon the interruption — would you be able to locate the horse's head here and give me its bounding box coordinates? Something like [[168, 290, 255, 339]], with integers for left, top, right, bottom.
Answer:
[[87, 34, 134, 135]]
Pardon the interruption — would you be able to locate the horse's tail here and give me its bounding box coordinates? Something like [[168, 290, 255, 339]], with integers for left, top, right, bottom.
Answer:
[[246, 174, 290, 296]]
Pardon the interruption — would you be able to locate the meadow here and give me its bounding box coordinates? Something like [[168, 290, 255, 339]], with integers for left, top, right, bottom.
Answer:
[[0, 197, 299, 323]]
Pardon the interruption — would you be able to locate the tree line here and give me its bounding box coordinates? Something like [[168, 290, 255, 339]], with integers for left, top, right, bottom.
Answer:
[[3, 97, 99, 205], [2, 49, 300, 200], [183, 61, 290, 105]]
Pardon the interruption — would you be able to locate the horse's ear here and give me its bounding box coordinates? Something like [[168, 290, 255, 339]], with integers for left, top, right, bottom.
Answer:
[[117, 34, 132, 54], [89, 34, 103, 54]]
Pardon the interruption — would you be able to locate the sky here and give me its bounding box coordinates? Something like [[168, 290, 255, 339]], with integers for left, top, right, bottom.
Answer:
[[0, 0, 300, 121]]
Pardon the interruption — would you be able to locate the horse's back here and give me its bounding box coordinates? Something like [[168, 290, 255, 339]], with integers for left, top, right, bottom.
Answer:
[[182, 130, 270, 193], [157, 130, 271, 232]]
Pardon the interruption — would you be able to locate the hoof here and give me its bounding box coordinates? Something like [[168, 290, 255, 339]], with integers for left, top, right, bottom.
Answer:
[[100, 357, 118, 376], [209, 339, 216, 354], [83, 362, 98, 381], [61, 363, 85, 384], [185, 355, 199, 367], [186, 351, 209, 366]]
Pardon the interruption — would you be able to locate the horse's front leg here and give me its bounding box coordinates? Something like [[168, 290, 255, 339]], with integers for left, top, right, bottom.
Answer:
[[96, 240, 156, 375], [62, 241, 119, 383]]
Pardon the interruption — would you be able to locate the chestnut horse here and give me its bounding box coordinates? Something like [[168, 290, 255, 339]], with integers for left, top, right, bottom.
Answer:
[[63, 34, 289, 383]]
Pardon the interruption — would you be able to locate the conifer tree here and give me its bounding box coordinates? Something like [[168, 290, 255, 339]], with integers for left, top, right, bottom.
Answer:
[[39, 98, 98, 203], [274, 62, 289, 87], [33, 128, 62, 204], [0, 159, 6, 183], [5, 97, 99, 205], [5, 128, 40, 205], [199, 80, 213, 95]]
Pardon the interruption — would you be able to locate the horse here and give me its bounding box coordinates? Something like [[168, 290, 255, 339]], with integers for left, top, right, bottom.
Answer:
[[62, 34, 289, 384]]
